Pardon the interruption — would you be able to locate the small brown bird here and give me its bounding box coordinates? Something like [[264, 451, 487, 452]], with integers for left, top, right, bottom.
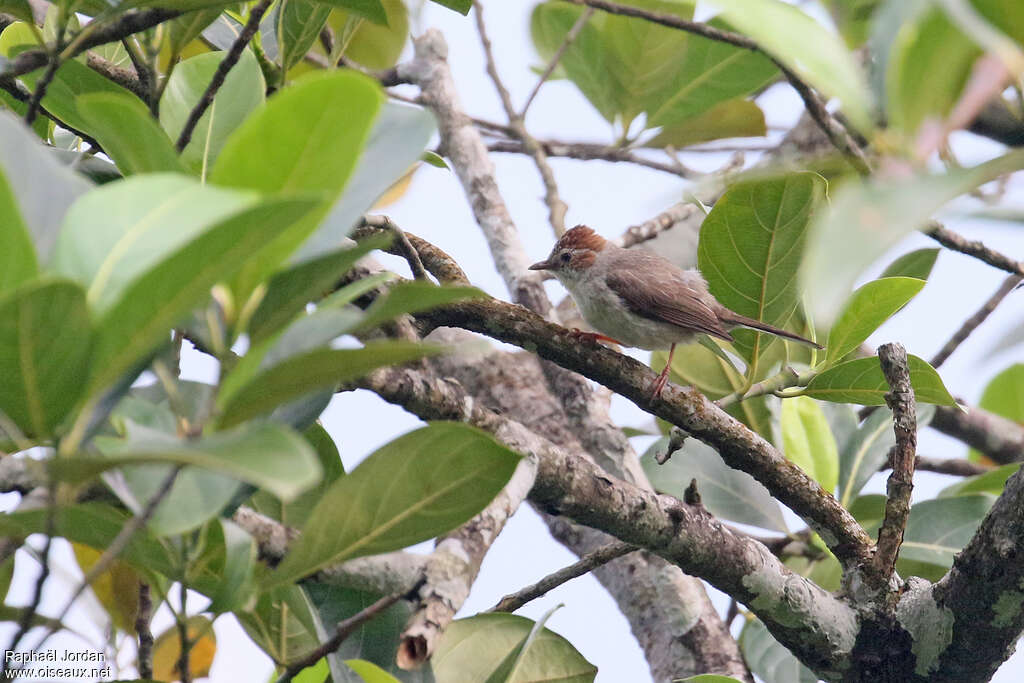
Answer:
[[530, 225, 822, 397]]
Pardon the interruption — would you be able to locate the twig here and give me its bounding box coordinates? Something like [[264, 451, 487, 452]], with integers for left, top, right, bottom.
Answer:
[[566, 0, 871, 174], [932, 402, 1024, 465], [927, 222, 1024, 277], [353, 220, 470, 285], [872, 343, 917, 591], [276, 591, 408, 682], [175, 0, 271, 152], [486, 139, 696, 179], [360, 215, 429, 280], [475, 1, 569, 235], [23, 47, 62, 126], [519, 7, 595, 118], [490, 541, 636, 612], [884, 452, 994, 477], [176, 583, 192, 683], [617, 202, 702, 248], [136, 582, 154, 680], [931, 274, 1022, 368], [717, 367, 812, 409], [655, 427, 689, 464]]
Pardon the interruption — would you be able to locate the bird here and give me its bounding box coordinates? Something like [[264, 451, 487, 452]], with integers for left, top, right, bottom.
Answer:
[[529, 225, 822, 398]]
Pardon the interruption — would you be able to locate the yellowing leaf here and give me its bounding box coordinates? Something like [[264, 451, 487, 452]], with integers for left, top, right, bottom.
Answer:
[[152, 616, 217, 682], [72, 543, 140, 633], [372, 166, 415, 208]]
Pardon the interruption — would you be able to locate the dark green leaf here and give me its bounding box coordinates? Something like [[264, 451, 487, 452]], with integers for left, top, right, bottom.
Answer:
[[217, 341, 444, 428], [642, 437, 788, 532], [239, 585, 325, 665], [0, 167, 38, 293], [317, 0, 386, 24], [166, 9, 223, 54], [0, 0, 33, 23], [0, 279, 91, 438], [781, 396, 839, 493], [940, 463, 1021, 498], [426, 0, 469, 14], [86, 196, 319, 398], [201, 519, 258, 613], [249, 234, 392, 343], [698, 173, 824, 366], [879, 248, 940, 280], [433, 613, 596, 683], [739, 618, 817, 683], [805, 355, 956, 406], [278, 0, 332, 72], [267, 423, 520, 587], [825, 277, 925, 365], [160, 49, 265, 173], [76, 93, 186, 175], [357, 281, 484, 332], [898, 494, 994, 569], [644, 99, 766, 148]]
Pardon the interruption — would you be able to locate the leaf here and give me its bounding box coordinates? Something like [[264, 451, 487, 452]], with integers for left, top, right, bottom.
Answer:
[[76, 93, 186, 175], [238, 585, 324, 665], [267, 423, 520, 587], [152, 616, 216, 682], [357, 281, 484, 332], [433, 613, 596, 683], [970, 0, 1024, 44], [642, 437, 788, 533], [345, 659, 400, 682], [644, 99, 766, 148], [739, 617, 817, 683], [974, 361, 1024, 426], [160, 49, 265, 173], [805, 355, 956, 406], [879, 248, 940, 280], [249, 233, 392, 343], [51, 173, 258, 313], [294, 658, 331, 683], [330, 0, 409, 70], [0, 168, 38, 293], [217, 341, 443, 428], [166, 8, 223, 54], [780, 396, 839, 493], [85, 196, 319, 399], [0, 279, 91, 439], [0, 111, 92, 260], [278, 0, 332, 73], [200, 519, 258, 614], [62, 422, 322, 500], [940, 463, 1022, 498], [211, 70, 383, 295], [707, 0, 873, 132], [71, 543, 140, 632], [426, 0, 469, 14], [0, 0, 34, 23], [800, 149, 1024, 326], [898, 494, 994, 570], [886, 8, 979, 135], [316, 0, 386, 24], [825, 277, 925, 365], [296, 101, 435, 262], [698, 173, 825, 366]]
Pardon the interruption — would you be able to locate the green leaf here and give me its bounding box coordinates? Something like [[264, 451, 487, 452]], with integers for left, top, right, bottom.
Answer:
[[426, 0, 469, 14], [698, 172, 825, 366], [0, 111, 92, 261], [239, 585, 324, 665], [940, 462, 1022, 498], [345, 659, 399, 682], [0, 0, 34, 23], [969, 363, 1024, 461], [211, 70, 383, 294], [166, 9, 223, 54], [0, 279, 91, 439], [708, 0, 873, 132], [970, 0, 1024, 44], [801, 149, 1024, 326], [0, 167, 38, 293], [330, 0, 409, 70], [433, 613, 596, 683], [879, 248, 940, 280], [61, 422, 322, 500], [278, 0, 332, 73], [780, 396, 839, 493], [86, 195, 319, 398], [249, 234, 392, 343], [316, 0, 386, 24], [267, 423, 520, 587], [160, 49, 266, 174], [51, 174, 259, 312], [644, 99, 766, 148], [217, 341, 444, 428], [739, 618, 817, 683], [76, 93, 186, 175], [357, 281, 484, 332], [642, 437, 788, 532], [886, 8, 980, 135], [898, 494, 994, 570], [805, 355, 956, 406], [825, 277, 925, 365], [200, 519, 258, 614], [293, 658, 331, 683]]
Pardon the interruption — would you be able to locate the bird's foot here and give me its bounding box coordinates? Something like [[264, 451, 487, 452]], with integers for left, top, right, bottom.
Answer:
[[570, 328, 622, 346], [650, 365, 671, 399]]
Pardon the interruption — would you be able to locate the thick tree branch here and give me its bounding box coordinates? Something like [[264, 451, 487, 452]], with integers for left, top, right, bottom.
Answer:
[[872, 344, 917, 591], [931, 403, 1024, 465]]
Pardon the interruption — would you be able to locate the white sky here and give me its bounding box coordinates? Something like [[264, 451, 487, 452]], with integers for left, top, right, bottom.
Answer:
[[4, 1, 1024, 681]]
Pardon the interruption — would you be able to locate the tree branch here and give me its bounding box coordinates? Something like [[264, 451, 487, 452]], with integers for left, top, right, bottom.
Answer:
[[519, 6, 595, 117], [872, 343, 917, 592], [931, 274, 1022, 368], [927, 222, 1024, 278], [485, 139, 696, 178]]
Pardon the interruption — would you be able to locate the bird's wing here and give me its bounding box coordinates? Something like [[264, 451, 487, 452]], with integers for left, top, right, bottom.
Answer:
[[605, 268, 734, 341]]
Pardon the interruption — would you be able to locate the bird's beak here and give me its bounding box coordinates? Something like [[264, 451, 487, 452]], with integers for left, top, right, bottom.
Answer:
[[529, 258, 553, 271]]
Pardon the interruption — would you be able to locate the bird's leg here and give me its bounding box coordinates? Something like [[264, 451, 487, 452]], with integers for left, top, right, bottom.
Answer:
[[651, 343, 676, 399], [570, 328, 623, 346]]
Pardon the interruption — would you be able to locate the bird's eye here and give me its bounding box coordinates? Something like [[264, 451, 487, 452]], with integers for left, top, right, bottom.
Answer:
[[559, 251, 572, 263]]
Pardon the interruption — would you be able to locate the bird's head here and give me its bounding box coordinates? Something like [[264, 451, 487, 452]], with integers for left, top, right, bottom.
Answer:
[[529, 225, 607, 281]]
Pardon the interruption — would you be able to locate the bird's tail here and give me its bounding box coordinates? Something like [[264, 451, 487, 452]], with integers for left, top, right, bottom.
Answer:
[[717, 310, 823, 349]]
